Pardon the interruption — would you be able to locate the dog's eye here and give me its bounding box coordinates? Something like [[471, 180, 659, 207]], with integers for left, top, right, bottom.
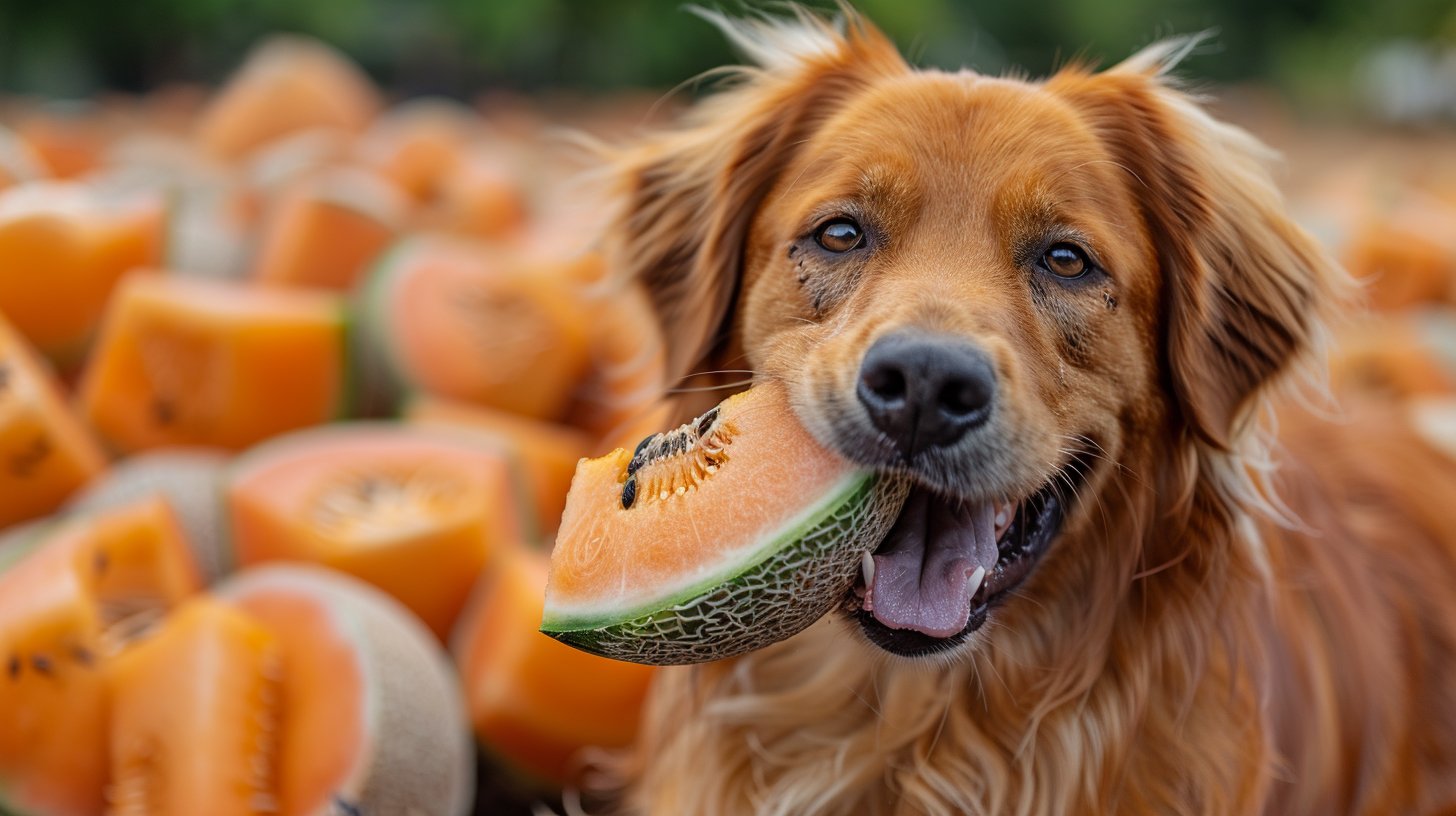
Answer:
[[1040, 243, 1090, 279], [814, 218, 865, 253]]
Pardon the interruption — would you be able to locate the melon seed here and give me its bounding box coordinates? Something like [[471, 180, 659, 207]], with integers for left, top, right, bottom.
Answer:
[[621, 475, 638, 509], [6, 654, 18, 679]]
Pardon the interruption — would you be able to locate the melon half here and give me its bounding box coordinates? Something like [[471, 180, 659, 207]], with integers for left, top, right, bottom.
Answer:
[[541, 382, 909, 665]]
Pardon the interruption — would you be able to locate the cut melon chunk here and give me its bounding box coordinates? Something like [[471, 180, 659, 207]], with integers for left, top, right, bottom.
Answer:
[[0, 182, 164, 366], [542, 382, 909, 665], [66, 449, 233, 582], [218, 565, 474, 816], [105, 598, 282, 816], [454, 545, 655, 786], [227, 424, 522, 638], [196, 36, 378, 160], [359, 99, 474, 203], [252, 168, 406, 291], [0, 562, 108, 816], [353, 237, 590, 420], [77, 276, 347, 453], [0, 314, 107, 529], [405, 396, 591, 539], [0, 497, 205, 816]]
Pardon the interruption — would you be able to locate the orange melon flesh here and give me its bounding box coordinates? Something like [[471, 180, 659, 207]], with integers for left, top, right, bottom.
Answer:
[[0, 314, 107, 529], [428, 154, 526, 239], [77, 276, 346, 453], [454, 546, 654, 786], [542, 382, 908, 665], [405, 396, 591, 539], [356, 237, 590, 420], [57, 497, 206, 622], [359, 99, 473, 203], [0, 183, 164, 365], [218, 565, 474, 816], [227, 425, 521, 638], [0, 498, 205, 816], [0, 558, 108, 816], [548, 382, 858, 611], [252, 169, 406, 291], [106, 598, 281, 816], [196, 36, 378, 160]]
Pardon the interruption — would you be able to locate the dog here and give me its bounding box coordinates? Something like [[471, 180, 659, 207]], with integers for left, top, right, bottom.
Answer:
[[593, 10, 1456, 815]]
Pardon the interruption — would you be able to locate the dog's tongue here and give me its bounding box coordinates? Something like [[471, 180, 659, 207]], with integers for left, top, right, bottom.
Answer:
[[868, 489, 999, 638]]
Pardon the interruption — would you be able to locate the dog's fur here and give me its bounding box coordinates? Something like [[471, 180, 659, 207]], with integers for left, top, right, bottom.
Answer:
[[596, 11, 1456, 815]]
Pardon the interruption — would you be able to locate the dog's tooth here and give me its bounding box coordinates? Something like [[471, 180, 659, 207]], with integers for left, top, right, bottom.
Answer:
[[861, 550, 876, 588], [967, 566, 987, 598], [994, 505, 1009, 529]]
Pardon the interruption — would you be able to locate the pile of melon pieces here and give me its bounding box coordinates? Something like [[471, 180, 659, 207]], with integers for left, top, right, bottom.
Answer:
[[0, 36, 664, 816]]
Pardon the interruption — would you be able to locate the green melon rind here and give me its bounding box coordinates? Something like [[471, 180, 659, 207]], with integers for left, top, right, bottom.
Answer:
[[541, 473, 909, 666], [350, 238, 414, 418]]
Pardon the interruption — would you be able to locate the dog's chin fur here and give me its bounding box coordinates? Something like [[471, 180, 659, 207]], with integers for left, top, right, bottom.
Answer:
[[583, 9, 1456, 816]]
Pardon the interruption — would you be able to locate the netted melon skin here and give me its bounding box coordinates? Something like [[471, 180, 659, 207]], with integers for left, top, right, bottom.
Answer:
[[545, 475, 909, 666]]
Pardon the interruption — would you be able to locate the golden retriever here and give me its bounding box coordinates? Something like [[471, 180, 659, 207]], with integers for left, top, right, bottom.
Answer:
[[594, 10, 1456, 815]]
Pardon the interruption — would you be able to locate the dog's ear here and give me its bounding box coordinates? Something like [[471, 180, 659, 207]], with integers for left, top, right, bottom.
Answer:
[[1052, 44, 1343, 450], [605, 11, 906, 382]]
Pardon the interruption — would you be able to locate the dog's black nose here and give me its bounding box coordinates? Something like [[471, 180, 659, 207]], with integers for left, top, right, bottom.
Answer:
[[856, 333, 996, 458]]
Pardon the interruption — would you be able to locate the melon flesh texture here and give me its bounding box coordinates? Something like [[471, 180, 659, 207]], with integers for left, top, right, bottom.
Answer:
[[0, 313, 107, 529], [77, 276, 346, 453], [542, 382, 909, 665], [454, 545, 654, 786], [65, 449, 233, 582], [218, 565, 474, 816], [252, 168, 406, 291], [0, 563, 108, 816], [106, 598, 282, 816], [405, 396, 591, 539], [356, 237, 590, 420], [227, 424, 522, 638], [358, 99, 473, 203], [0, 183, 164, 367], [0, 498, 204, 816], [196, 36, 378, 160]]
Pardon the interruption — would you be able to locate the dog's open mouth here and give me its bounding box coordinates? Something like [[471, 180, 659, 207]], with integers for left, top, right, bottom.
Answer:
[[847, 452, 1093, 657]]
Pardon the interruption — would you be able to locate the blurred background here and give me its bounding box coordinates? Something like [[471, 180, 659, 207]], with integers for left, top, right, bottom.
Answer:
[[0, 3, 1453, 816], [2, 0, 1456, 112]]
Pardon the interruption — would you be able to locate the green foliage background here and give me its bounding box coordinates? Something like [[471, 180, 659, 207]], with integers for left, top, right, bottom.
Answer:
[[0, 0, 1452, 103]]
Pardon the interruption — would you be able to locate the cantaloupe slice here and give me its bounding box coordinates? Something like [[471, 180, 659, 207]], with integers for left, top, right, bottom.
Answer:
[[405, 396, 591, 538], [66, 449, 232, 582], [0, 314, 107, 529], [454, 545, 654, 786], [0, 497, 204, 816], [354, 237, 590, 420], [0, 183, 164, 366], [217, 565, 474, 816], [0, 556, 108, 816], [252, 168, 407, 291], [226, 424, 522, 638], [542, 382, 909, 665], [358, 99, 474, 203], [196, 37, 379, 161], [77, 276, 347, 453], [426, 153, 526, 239], [106, 598, 282, 816], [15, 113, 106, 180]]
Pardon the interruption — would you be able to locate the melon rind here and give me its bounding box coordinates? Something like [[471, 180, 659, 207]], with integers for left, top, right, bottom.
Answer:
[[541, 473, 909, 666]]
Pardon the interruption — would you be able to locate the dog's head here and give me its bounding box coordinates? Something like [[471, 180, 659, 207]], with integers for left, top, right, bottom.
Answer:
[[608, 12, 1339, 660]]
